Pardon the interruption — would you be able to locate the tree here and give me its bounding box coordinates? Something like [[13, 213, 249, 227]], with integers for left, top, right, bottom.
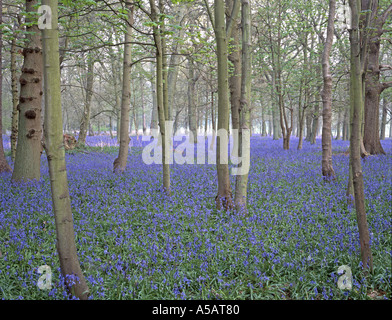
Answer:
[[41, 0, 90, 299], [348, 0, 373, 273], [113, 2, 134, 173], [234, 0, 251, 211], [150, 0, 171, 194], [12, 0, 43, 182], [321, 0, 336, 180], [0, 0, 11, 173], [211, 0, 239, 210], [77, 56, 95, 147], [363, 1, 392, 155]]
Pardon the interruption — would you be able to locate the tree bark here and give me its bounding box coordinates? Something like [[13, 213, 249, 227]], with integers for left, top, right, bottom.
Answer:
[[234, 0, 251, 212], [150, 0, 171, 195], [167, 3, 188, 122], [379, 96, 387, 140], [321, 0, 336, 180], [0, 0, 11, 173], [214, 0, 235, 210], [12, 0, 43, 182], [11, 27, 20, 163], [113, 4, 133, 173], [77, 57, 94, 147], [150, 63, 158, 131], [187, 56, 198, 143], [363, 1, 391, 154], [348, 0, 373, 273], [42, 0, 89, 299]]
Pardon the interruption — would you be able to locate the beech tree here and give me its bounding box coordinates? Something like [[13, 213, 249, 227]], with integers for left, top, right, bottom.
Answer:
[[348, 0, 373, 273], [321, 0, 336, 180], [113, 2, 134, 173], [0, 0, 11, 173], [209, 0, 240, 210], [41, 0, 90, 299], [12, 0, 43, 182], [363, 1, 392, 155]]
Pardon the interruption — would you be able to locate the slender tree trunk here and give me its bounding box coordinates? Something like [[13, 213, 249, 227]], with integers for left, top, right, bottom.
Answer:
[[336, 110, 342, 140], [310, 104, 320, 144], [343, 106, 350, 140], [321, 0, 336, 180], [113, 4, 133, 173], [380, 96, 387, 140], [140, 76, 147, 135], [0, 0, 11, 173], [11, 31, 20, 163], [234, 0, 251, 212], [214, 0, 235, 210], [42, 0, 89, 299], [12, 0, 43, 181], [77, 58, 94, 147], [348, 0, 373, 273], [167, 3, 188, 122], [187, 56, 198, 143], [150, 63, 158, 131], [297, 35, 309, 150], [150, 0, 171, 194], [227, 0, 241, 135]]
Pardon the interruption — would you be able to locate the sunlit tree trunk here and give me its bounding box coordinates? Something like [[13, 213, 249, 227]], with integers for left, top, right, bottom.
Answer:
[[42, 0, 89, 299], [113, 3, 133, 173], [12, 0, 43, 181]]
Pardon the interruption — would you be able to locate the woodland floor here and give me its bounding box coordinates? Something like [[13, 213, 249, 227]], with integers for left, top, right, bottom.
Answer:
[[0, 135, 391, 300]]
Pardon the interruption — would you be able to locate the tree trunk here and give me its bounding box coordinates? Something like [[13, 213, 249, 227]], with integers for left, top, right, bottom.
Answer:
[[380, 96, 387, 140], [336, 110, 342, 140], [214, 0, 235, 210], [150, 0, 171, 194], [42, 0, 89, 299], [11, 30, 20, 163], [348, 0, 373, 273], [150, 63, 158, 131], [167, 3, 188, 122], [363, 0, 391, 154], [12, 0, 43, 181], [187, 56, 198, 143], [113, 4, 133, 173], [234, 0, 251, 212], [227, 0, 241, 136], [321, 0, 336, 180], [77, 58, 94, 147], [343, 106, 350, 140], [310, 103, 320, 144], [0, 0, 11, 173]]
